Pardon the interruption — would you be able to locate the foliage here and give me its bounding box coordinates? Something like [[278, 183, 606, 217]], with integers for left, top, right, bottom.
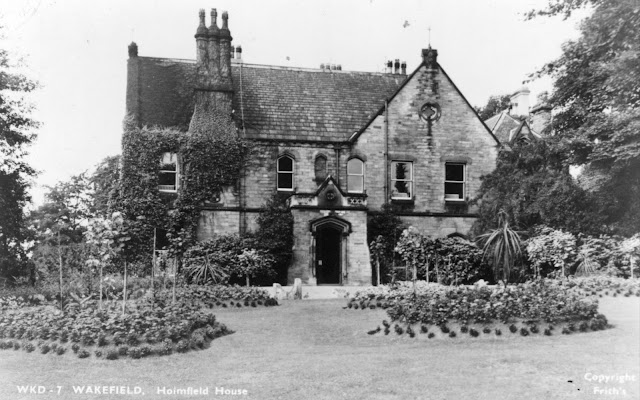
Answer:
[[0, 297, 231, 359], [0, 35, 39, 282], [112, 115, 250, 264], [526, 226, 578, 278], [472, 139, 605, 236], [91, 155, 121, 217], [395, 228, 491, 284], [367, 204, 404, 284], [253, 192, 294, 285], [476, 210, 524, 283], [527, 0, 640, 235], [182, 235, 275, 285], [376, 280, 601, 326], [475, 94, 511, 121]]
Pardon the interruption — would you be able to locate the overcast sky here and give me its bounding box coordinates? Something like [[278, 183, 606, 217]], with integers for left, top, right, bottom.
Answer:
[[0, 0, 586, 206]]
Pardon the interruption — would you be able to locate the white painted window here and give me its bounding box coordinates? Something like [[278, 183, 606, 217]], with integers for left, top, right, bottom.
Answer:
[[445, 163, 465, 201], [347, 158, 365, 193], [391, 161, 413, 199], [277, 155, 294, 191], [158, 152, 178, 192]]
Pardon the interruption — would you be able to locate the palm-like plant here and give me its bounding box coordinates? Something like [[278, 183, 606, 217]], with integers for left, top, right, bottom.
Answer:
[[476, 210, 523, 284]]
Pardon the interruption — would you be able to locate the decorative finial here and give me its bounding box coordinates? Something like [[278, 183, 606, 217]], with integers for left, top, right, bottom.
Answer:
[[428, 26, 431, 48], [222, 11, 229, 30], [196, 9, 208, 36], [209, 8, 219, 34], [128, 42, 138, 58]]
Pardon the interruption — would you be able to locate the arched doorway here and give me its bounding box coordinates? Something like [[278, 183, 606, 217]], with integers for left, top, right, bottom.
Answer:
[[316, 224, 342, 284], [310, 216, 351, 285]]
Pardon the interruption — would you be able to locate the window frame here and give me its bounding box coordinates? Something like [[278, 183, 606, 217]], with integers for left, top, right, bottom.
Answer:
[[277, 154, 295, 192], [390, 160, 413, 200], [444, 162, 466, 202], [347, 158, 365, 193], [158, 152, 179, 193]]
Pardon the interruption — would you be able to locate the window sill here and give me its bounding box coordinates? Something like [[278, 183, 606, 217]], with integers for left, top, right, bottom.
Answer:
[[391, 197, 414, 204]]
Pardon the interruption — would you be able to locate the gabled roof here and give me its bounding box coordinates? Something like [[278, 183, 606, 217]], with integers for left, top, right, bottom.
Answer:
[[128, 57, 405, 142], [484, 110, 541, 144]]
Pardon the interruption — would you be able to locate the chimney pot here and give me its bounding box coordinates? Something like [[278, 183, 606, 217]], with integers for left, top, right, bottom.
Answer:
[[394, 59, 400, 74], [128, 42, 138, 58], [386, 60, 393, 73], [401, 61, 407, 75], [320, 63, 325, 70], [337, 64, 342, 71], [331, 64, 336, 70], [235, 45, 242, 60], [196, 9, 208, 37]]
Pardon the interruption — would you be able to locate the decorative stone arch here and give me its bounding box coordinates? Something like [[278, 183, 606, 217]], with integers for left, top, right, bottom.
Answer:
[[309, 216, 351, 285]]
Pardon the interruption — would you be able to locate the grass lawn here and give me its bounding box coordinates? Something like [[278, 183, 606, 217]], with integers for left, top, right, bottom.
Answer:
[[0, 296, 638, 400]]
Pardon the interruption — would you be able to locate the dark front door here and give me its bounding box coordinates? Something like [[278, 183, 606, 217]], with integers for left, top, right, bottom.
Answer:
[[316, 225, 341, 284]]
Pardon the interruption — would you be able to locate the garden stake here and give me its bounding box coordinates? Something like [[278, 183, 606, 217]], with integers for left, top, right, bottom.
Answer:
[[172, 258, 177, 304], [58, 230, 63, 312], [152, 228, 156, 299], [122, 261, 127, 315]]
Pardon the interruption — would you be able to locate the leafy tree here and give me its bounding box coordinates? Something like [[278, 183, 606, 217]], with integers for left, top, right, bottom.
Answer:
[[475, 94, 511, 121], [368, 204, 404, 284], [253, 192, 293, 285], [527, 0, 640, 235], [0, 32, 39, 282], [91, 155, 121, 217], [471, 139, 604, 236]]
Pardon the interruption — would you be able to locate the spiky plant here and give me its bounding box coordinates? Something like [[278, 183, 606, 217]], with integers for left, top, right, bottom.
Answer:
[[476, 210, 523, 284]]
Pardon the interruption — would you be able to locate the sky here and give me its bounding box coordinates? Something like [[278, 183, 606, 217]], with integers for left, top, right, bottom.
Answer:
[[0, 0, 586, 206]]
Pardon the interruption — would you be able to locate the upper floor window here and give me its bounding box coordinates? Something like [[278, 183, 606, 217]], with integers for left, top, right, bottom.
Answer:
[[391, 161, 412, 199], [158, 152, 178, 192], [314, 155, 327, 184], [277, 155, 294, 191], [347, 158, 364, 193], [445, 163, 465, 201]]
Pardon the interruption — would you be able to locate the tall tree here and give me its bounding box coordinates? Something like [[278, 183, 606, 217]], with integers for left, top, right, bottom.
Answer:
[[0, 30, 39, 282], [527, 0, 640, 235], [475, 94, 511, 121]]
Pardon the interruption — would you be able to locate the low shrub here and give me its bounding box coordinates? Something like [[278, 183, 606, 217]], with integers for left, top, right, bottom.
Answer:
[[106, 350, 118, 360]]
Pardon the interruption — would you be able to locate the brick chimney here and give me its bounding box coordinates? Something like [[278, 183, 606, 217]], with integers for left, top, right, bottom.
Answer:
[[422, 47, 438, 69], [189, 9, 235, 134], [394, 59, 400, 74]]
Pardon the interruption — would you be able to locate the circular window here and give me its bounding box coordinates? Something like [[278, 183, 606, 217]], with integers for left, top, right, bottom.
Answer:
[[325, 190, 337, 202], [420, 102, 441, 122]]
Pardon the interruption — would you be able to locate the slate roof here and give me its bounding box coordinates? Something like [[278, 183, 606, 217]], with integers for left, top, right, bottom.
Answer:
[[129, 57, 406, 142], [483, 110, 541, 144]]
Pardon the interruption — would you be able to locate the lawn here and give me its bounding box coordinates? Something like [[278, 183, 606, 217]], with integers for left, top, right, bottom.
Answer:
[[0, 296, 638, 400]]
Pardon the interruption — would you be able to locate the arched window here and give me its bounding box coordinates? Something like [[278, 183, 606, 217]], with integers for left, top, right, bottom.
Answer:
[[277, 155, 294, 191], [347, 158, 364, 193], [314, 155, 327, 184]]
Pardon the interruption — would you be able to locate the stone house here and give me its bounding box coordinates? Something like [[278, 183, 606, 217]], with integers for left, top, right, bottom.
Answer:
[[124, 9, 499, 286]]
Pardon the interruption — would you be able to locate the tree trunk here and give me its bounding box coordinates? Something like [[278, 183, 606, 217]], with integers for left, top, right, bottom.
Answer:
[[246, 275, 250, 287], [376, 256, 381, 286]]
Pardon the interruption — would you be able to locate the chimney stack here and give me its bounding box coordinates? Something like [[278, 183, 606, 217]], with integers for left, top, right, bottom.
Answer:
[[207, 9, 221, 83], [422, 47, 438, 69], [128, 42, 138, 58], [337, 64, 342, 71], [401, 61, 406, 75], [394, 59, 400, 74], [510, 87, 531, 117], [235, 45, 242, 61], [218, 11, 233, 81], [386, 60, 393, 74]]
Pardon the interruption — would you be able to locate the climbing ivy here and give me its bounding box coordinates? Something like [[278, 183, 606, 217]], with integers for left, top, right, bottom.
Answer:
[[111, 115, 250, 267]]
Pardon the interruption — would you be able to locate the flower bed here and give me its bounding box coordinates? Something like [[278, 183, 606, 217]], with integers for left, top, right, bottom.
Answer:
[[0, 298, 231, 360], [350, 280, 610, 339], [155, 285, 278, 308], [561, 276, 640, 297]]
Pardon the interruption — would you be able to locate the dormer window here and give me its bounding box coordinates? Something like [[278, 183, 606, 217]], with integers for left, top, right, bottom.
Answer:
[[158, 152, 178, 192], [445, 163, 465, 201], [347, 158, 364, 193], [277, 155, 294, 191]]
